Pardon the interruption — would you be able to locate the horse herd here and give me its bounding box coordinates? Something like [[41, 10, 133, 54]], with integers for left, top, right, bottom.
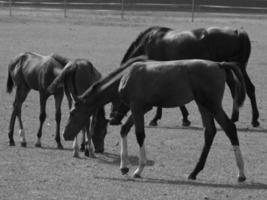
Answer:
[[6, 26, 259, 183]]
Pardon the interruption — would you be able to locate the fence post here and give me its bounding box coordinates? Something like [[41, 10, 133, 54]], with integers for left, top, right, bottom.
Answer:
[[64, 0, 67, 18], [121, 0, 125, 19], [9, 0, 12, 16]]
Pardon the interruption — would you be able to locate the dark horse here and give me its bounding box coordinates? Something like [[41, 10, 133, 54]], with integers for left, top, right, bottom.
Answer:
[[62, 56, 246, 182], [110, 26, 259, 127], [6, 52, 72, 148], [47, 59, 108, 157]]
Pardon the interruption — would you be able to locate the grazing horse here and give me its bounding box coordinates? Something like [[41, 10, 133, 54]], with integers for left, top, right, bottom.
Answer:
[[110, 26, 259, 127], [47, 59, 108, 157], [6, 52, 72, 148], [62, 56, 246, 182]]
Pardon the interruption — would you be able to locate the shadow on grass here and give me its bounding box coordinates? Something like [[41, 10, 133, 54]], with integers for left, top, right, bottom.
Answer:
[[94, 175, 267, 190], [146, 124, 267, 134], [96, 152, 155, 167]]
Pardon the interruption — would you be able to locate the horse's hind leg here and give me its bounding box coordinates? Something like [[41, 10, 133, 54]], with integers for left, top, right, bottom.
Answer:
[[188, 104, 216, 180], [226, 71, 239, 123], [8, 86, 29, 147], [54, 91, 64, 149], [149, 107, 162, 126], [214, 107, 246, 182], [243, 70, 260, 127], [35, 92, 48, 148], [180, 106, 191, 126]]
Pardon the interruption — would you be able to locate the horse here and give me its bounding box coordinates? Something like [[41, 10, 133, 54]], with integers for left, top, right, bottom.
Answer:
[[6, 52, 72, 148], [109, 26, 259, 127], [61, 56, 247, 182], [47, 59, 108, 157]]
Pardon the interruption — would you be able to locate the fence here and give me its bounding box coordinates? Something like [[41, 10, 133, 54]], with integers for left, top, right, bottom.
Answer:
[[1, 0, 267, 20]]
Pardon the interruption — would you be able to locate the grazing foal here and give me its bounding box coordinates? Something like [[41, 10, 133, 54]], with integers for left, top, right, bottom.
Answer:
[[6, 52, 71, 148], [48, 59, 108, 157]]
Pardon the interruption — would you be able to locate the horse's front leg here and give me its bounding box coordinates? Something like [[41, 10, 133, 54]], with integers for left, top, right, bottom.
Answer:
[[36, 93, 48, 148], [131, 106, 147, 178], [180, 106, 191, 126], [54, 92, 64, 149], [120, 115, 134, 175], [85, 120, 95, 158], [73, 136, 80, 158]]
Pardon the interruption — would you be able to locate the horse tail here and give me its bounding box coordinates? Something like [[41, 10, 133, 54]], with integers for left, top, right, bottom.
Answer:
[[220, 62, 246, 107], [237, 29, 251, 70], [6, 53, 25, 93], [6, 70, 14, 93], [121, 26, 169, 65], [47, 61, 76, 94]]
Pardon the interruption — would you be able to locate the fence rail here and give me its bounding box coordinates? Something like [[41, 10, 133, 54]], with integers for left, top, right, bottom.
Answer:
[[1, 0, 267, 20]]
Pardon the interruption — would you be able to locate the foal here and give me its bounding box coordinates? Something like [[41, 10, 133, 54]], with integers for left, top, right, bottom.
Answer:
[[6, 52, 71, 148], [118, 59, 246, 182], [48, 59, 108, 157]]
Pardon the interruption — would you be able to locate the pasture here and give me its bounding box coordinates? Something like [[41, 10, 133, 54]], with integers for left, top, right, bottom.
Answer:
[[1, 9, 267, 199]]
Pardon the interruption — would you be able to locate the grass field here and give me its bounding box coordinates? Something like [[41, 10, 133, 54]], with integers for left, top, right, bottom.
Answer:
[[1, 8, 267, 200]]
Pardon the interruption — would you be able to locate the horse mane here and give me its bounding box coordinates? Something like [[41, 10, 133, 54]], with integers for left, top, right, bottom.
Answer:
[[120, 26, 171, 65], [80, 55, 148, 100]]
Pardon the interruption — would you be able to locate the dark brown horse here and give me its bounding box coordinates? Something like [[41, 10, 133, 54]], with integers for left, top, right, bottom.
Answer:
[[47, 59, 108, 157], [110, 26, 259, 127], [62, 56, 246, 182], [6, 52, 72, 148]]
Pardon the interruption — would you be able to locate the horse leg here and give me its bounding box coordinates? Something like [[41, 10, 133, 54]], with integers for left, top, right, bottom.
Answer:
[[188, 104, 216, 180], [8, 86, 29, 147], [73, 136, 80, 158], [180, 106, 191, 126], [80, 131, 85, 152], [120, 115, 134, 175], [85, 120, 96, 158], [149, 107, 162, 126], [243, 70, 260, 127], [54, 91, 64, 149], [35, 92, 48, 148], [214, 107, 246, 182], [226, 71, 239, 123]]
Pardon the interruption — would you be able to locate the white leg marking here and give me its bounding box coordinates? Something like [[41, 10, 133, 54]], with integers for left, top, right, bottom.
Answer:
[[120, 137, 128, 170], [233, 145, 246, 179], [19, 129, 26, 143], [133, 144, 147, 177], [73, 136, 79, 158]]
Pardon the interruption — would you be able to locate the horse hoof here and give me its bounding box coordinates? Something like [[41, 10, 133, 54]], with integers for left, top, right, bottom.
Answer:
[[149, 120, 157, 126], [120, 167, 129, 175], [9, 141, 15, 146], [238, 176, 246, 183], [80, 144, 85, 152], [73, 152, 80, 158], [252, 120, 260, 127], [35, 143, 42, 148], [133, 174, 142, 179], [182, 120, 191, 127], [109, 118, 122, 125], [95, 148, 104, 153], [85, 149, 96, 158], [21, 142, 27, 147], [57, 143, 64, 149], [188, 174, 196, 180]]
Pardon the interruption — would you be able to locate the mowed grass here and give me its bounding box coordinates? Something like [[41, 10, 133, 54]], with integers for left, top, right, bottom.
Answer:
[[0, 8, 267, 200]]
